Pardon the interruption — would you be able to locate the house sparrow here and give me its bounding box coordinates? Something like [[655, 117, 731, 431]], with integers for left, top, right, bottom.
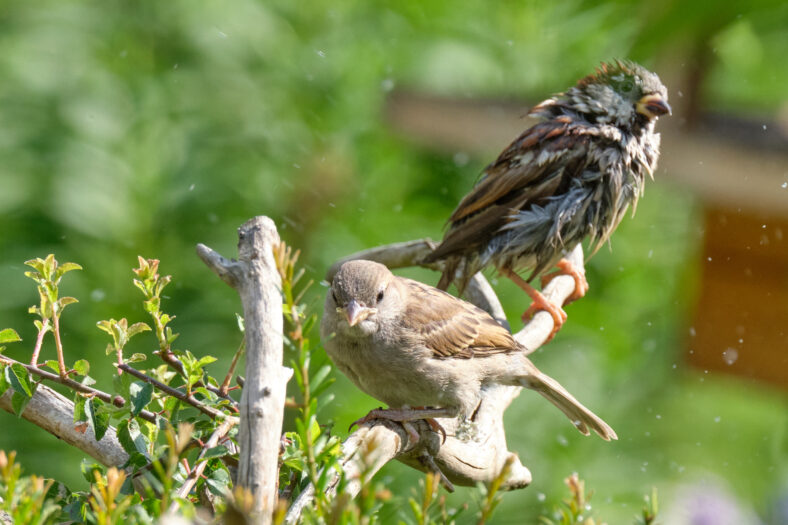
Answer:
[[321, 260, 616, 441], [423, 60, 670, 335]]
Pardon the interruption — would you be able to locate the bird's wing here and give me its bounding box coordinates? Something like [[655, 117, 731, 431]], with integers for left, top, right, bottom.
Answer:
[[401, 278, 517, 359], [426, 117, 595, 262]]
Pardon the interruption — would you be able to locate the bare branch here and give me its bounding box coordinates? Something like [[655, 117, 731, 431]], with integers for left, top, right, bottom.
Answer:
[[117, 363, 234, 421], [0, 384, 129, 468], [170, 417, 237, 512], [197, 216, 291, 523]]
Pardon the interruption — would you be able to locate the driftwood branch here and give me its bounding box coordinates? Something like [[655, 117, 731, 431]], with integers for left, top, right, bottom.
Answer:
[[287, 241, 584, 523], [197, 216, 291, 523], [0, 384, 129, 468]]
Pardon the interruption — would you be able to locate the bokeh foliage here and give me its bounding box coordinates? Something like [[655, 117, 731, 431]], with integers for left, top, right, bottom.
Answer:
[[1, 0, 786, 523]]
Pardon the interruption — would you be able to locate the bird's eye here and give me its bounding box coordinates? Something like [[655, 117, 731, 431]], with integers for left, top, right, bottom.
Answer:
[[376, 290, 384, 303], [622, 79, 634, 92]]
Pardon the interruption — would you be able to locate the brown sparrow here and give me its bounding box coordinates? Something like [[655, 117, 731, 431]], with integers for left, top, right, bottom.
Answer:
[[423, 60, 670, 336], [320, 260, 617, 441]]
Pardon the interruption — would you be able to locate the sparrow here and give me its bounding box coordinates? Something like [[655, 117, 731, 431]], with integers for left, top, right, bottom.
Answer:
[[422, 60, 670, 335], [321, 260, 616, 441]]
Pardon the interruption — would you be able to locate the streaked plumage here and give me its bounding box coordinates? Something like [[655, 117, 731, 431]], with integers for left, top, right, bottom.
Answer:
[[424, 61, 670, 307]]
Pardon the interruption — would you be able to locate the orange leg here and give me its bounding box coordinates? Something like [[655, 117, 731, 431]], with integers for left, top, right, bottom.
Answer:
[[540, 258, 589, 304], [502, 268, 567, 340]]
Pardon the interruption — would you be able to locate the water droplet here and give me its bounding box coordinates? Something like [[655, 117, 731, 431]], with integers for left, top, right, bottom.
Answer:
[[453, 152, 469, 167], [655, 414, 661, 419], [647, 249, 653, 258], [189, 184, 195, 191], [316, 50, 326, 58], [707, 256, 712, 262], [762, 124, 767, 130], [381, 78, 395, 92], [781, 182, 787, 189], [722, 348, 738, 365], [537, 492, 546, 502], [91, 289, 106, 302], [556, 434, 569, 446], [714, 416, 721, 423]]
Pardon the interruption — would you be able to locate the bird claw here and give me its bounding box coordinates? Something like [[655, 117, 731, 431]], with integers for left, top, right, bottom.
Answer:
[[349, 407, 448, 445], [521, 298, 567, 342], [540, 258, 588, 304]]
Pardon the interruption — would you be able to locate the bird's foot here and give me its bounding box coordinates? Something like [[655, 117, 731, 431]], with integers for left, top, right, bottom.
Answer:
[[521, 296, 567, 342], [349, 407, 451, 444], [540, 258, 589, 304], [503, 269, 567, 341]]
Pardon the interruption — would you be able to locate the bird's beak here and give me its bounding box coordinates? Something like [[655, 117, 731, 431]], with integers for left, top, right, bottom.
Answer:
[[636, 94, 671, 119], [340, 299, 376, 327]]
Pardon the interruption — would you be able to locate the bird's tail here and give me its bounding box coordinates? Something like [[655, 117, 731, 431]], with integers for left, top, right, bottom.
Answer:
[[518, 365, 617, 441]]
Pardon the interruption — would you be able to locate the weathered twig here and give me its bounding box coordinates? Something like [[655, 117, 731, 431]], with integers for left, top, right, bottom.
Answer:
[[117, 363, 232, 421], [170, 417, 237, 512], [196, 216, 292, 523], [0, 383, 129, 468], [0, 355, 158, 423]]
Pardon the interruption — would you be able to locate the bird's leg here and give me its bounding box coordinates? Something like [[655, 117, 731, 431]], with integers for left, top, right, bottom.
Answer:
[[539, 258, 589, 304], [349, 407, 453, 444], [502, 268, 567, 340]]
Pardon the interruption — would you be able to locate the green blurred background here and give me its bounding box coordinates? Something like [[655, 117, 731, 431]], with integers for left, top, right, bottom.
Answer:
[[1, 1, 787, 523]]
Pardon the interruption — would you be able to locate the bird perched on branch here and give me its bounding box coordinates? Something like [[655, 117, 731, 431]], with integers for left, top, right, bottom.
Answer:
[[321, 260, 616, 441], [423, 60, 670, 336]]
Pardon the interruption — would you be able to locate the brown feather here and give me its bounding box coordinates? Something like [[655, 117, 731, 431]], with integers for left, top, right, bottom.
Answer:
[[401, 278, 516, 359]]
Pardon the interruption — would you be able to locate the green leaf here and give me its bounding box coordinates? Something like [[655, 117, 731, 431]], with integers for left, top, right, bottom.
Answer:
[[74, 395, 88, 423], [117, 418, 150, 458], [44, 360, 59, 372], [128, 322, 151, 338], [86, 398, 110, 441], [56, 296, 79, 312], [7, 363, 33, 397], [24, 257, 47, 277], [43, 254, 56, 279], [0, 328, 21, 344], [54, 262, 82, 282], [72, 359, 90, 376], [125, 452, 148, 470], [126, 353, 147, 364], [196, 356, 217, 367], [129, 381, 153, 416], [205, 467, 231, 496], [310, 364, 332, 391], [235, 313, 245, 333], [0, 365, 9, 397], [11, 390, 33, 416], [80, 459, 105, 484], [202, 445, 229, 460]]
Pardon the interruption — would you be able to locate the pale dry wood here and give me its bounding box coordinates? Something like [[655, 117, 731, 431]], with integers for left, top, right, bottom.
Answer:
[[0, 383, 129, 468], [197, 216, 290, 524]]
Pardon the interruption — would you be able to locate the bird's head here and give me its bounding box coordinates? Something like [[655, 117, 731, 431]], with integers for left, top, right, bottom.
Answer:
[[326, 260, 398, 336], [535, 60, 670, 130]]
